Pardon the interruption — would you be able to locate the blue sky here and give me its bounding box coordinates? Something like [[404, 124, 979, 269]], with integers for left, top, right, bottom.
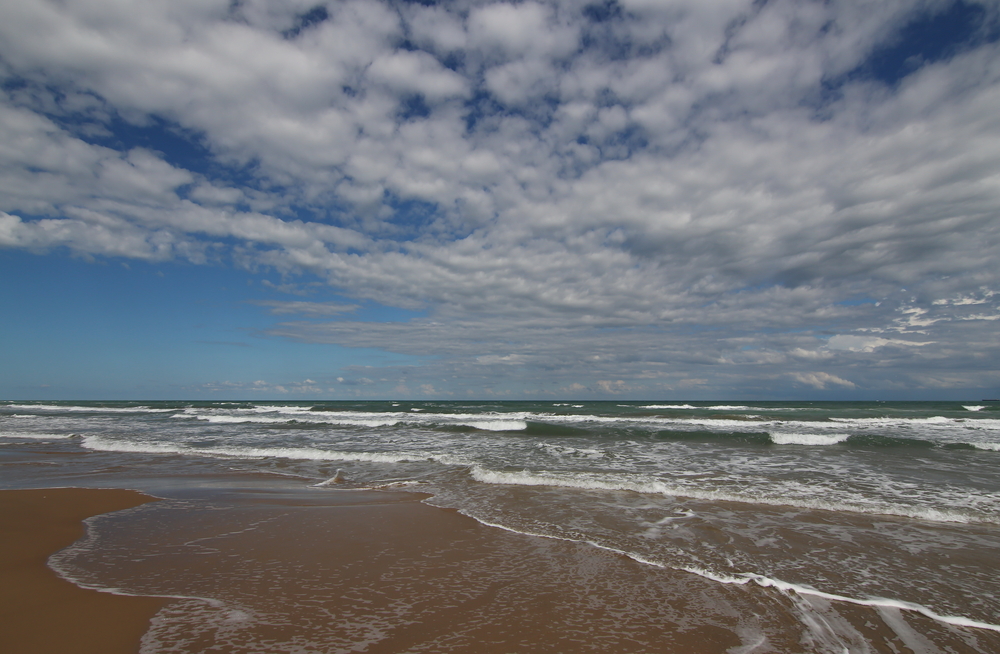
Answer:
[[1, 0, 999, 400]]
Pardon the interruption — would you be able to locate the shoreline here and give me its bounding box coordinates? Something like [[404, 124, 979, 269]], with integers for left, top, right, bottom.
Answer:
[[3, 478, 998, 652], [0, 487, 166, 654]]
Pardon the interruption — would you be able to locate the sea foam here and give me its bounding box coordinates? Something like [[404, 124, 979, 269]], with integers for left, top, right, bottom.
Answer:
[[769, 432, 851, 446], [467, 466, 997, 524], [679, 567, 1000, 634]]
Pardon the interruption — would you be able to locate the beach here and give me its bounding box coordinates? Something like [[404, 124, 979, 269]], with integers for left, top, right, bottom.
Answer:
[[0, 488, 164, 654], [3, 400, 1000, 652]]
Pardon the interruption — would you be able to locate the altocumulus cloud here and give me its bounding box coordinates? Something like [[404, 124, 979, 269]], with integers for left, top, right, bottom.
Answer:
[[1, 0, 999, 398]]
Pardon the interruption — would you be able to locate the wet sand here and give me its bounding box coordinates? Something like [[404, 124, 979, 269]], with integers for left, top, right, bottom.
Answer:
[[101, 490, 750, 653], [0, 488, 165, 654], [4, 483, 1000, 653]]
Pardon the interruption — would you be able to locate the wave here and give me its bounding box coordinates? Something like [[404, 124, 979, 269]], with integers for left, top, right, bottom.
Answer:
[[457, 420, 527, 431], [964, 405, 986, 412], [247, 405, 316, 414], [81, 435, 440, 464], [171, 406, 1000, 438], [179, 407, 540, 431], [651, 430, 983, 449], [467, 467, 997, 525], [829, 416, 952, 425], [770, 432, 851, 446], [634, 404, 810, 412], [638, 404, 698, 409], [3, 404, 175, 413], [185, 414, 403, 427]]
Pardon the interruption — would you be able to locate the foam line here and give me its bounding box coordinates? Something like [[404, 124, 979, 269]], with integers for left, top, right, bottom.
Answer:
[[680, 568, 1000, 634]]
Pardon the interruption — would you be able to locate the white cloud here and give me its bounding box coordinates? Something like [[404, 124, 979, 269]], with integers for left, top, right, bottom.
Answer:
[[467, 2, 577, 60], [367, 50, 469, 101], [2, 0, 999, 396]]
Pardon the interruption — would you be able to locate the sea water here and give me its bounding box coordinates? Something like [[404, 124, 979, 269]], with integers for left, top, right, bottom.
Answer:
[[3, 400, 999, 650]]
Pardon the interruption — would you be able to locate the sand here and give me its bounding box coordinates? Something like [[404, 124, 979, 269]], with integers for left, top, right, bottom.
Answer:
[[0, 488, 165, 654]]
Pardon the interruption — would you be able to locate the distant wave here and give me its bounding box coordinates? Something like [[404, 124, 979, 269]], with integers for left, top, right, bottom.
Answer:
[[177, 408, 532, 432], [3, 403, 175, 413], [182, 414, 403, 427], [649, 430, 945, 448], [634, 404, 809, 412], [638, 404, 699, 409]]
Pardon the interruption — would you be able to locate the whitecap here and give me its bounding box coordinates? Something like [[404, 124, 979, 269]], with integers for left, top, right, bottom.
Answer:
[[456, 420, 527, 432], [3, 404, 174, 413], [770, 433, 850, 446], [639, 404, 698, 409]]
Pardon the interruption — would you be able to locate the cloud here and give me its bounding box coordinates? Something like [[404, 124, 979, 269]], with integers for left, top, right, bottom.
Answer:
[[826, 335, 935, 352], [790, 372, 857, 390], [596, 379, 629, 394], [1, 0, 999, 396]]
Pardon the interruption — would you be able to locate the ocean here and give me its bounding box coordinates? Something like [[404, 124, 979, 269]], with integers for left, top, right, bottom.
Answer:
[[2, 400, 999, 652]]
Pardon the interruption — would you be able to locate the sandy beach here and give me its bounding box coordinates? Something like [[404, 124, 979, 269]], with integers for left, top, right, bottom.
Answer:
[[0, 488, 164, 654]]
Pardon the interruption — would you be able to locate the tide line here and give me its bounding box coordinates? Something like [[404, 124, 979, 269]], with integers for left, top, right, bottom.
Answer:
[[681, 567, 1000, 634]]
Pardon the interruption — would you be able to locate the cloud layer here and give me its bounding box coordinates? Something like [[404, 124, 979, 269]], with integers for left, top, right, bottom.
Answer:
[[2, 0, 998, 397]]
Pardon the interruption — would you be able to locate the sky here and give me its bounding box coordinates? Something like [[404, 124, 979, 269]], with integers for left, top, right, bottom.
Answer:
[[1, 0, 998, 401]]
